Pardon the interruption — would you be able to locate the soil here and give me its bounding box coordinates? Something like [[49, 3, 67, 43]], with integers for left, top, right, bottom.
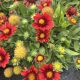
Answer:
[[0, 67, 80, 80]]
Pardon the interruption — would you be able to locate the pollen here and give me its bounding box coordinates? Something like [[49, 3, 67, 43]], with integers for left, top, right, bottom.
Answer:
[[3, 28, 10, 34], [37, 55, 44, 62], [28, 73, 35, 80], [40, 33, 45, 38], [46, 71, 53, 78], [39, 19, 45, 25]]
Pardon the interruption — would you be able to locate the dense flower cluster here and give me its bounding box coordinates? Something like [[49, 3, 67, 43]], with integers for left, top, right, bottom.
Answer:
[[21, 64, 60, 80], [0, 0, 80, 80], [32, 0, 54, 43]]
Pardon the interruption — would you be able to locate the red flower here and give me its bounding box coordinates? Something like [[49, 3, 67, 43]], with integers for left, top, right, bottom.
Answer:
[[66, 6, 77, 18], [39, 64, 60, 80], [0, 47, 10, 68], [23, 0, 36, 7], [36, 30, 50, 43], [32, 13, 54, 31], [36, 0, 52, 10], [0, 22, 16, 41], [21, 65, 38, 80], [0, 13, 7, 26]]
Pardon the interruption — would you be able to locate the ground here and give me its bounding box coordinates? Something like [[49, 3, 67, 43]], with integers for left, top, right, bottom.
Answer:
[[0, 67, 80, 80]]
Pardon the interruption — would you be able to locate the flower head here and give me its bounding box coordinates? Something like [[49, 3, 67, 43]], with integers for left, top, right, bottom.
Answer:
[[66, 6, 77, 18], [42, 7, 54, 16], [4, 67, 13, 78], [8, 14, 20, 25], [32, 13, 54, 31], [13, 66, 22, 75], [0, 47, 10, 68], [36, 30, 50, 43], [0, 22, 16, 41], [35, 53, 45, 63], [15, 40, 24, 47], [58, 46, 65, 54], [70, 18, 77, 24], [40, 64, 60, 80], [36, 0, 52, 10], [53, 61, 63, 72], [21, 65, 38, 80], [14, 46, 27, 59], [0, 12, 7, 26]]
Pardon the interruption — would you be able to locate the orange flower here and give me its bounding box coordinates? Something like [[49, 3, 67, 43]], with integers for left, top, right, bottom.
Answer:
[[36, 30, 50, 43], [0, 12, 7, 26], [0, 22, 16, 41], [40, 64, 60, 80], [21, 65, 38, 80], [66, 6, 77, 18], [0, 47, 10, 68], [36, 0, 52, 10], [32, 13, 54, 31]]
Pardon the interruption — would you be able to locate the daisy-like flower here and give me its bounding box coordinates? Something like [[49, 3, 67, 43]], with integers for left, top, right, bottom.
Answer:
[[21, 65, 38, 80], [14, 46, 27, 59], [40, 64, 60, 80], [36, 0, 52, 10], [58, 46, 65, 54], [32, 13, 54, 31], [35, 53, 45, 63], [0, 47, 10, 68], [4, 67, 13, 78], [0, 12, 7, 26], [66, 6, 77, 18], [36, 30, 50, 43], [53, 61, 63, 72], [69, 18, 77, 24], [23, 0, 36, 7], [0, 22, 16, 41]]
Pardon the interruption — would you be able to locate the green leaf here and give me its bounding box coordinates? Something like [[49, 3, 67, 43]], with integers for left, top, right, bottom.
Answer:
[[72, 27, 80, 35], [54, 3, 61, 18], [64, 39, 71, 47], [65, 49, 79, 56], [74, 41, 79, 51], [18, 3, 27, 17], [39, 47, 45, 55]]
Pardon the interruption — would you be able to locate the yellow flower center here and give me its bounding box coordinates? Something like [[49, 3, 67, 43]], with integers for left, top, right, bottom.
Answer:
[[28, 73, 35, 80], [37, 55, 44, 62], [46, 71, 53, 78], [40, 33, 45, 38], [70, 18, 77, 24], [76, 59, 80, 64], [3, 28, 10, 34], [39, 19, 45, 25], [43, 3, 48, 7], [0, 56, 3, 61]]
